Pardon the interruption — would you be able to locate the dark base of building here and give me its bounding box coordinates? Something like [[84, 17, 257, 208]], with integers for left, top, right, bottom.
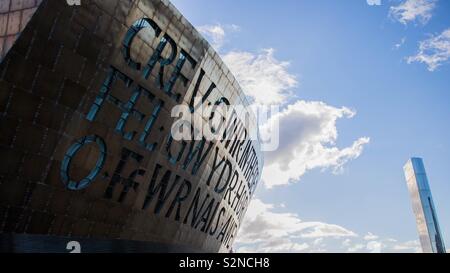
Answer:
[[0, 233, 200, 253]]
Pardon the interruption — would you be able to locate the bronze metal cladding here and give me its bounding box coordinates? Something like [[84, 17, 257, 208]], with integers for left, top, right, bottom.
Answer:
[[0, 0, 262, 253]]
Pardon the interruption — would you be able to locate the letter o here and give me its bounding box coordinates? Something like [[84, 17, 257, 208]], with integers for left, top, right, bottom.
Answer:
[[60, 135, 107, 190]]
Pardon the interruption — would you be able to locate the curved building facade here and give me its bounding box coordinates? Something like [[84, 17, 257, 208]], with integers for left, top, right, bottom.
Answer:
[[0, 0, 262, 253]]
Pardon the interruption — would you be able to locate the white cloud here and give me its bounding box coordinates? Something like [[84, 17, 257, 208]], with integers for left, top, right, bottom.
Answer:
[[260, 100, 370, 188], [389, 0, 437, 25], [347, 243, 365, 252], [197, 24, 240, 51], [407, 28, 450, 71], [222, 47, 368, 188], [364, 232, 379, 240], [235, 199, 357, 253], [394, 37, 406, 49], [366, 241, 383, 253], [313, 238, 324, 246], [392, 240, 421, 252], [367, 0, 382, 6], [239, 199, 357, 241], [345, 238, 422, 253], [223, 49, 298, 105], [343, 238, 352, 246], [235, 199, 422, 253]]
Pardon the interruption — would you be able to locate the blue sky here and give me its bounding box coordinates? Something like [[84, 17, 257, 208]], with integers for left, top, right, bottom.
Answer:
[[171, 0, 450, 252]]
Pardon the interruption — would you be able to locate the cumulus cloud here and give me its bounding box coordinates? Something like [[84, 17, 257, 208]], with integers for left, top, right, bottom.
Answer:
[[367, 0, 382, 6], [222, 48, 369, 187], [197, 23, 240, 51], [238, 199, 357, 242], [407, 28, 450, 71], [260, 100, 370, 188], [366, 241, 383, 253], [235, 199, 357, 253], [364, 232, 379, 240], [389, 0, 437, 25], [223, 49, 298, 105], [235, 199, 423, 253]]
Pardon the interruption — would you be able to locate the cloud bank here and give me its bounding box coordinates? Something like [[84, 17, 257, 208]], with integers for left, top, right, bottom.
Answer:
[[235, 199, 421, 253], [260, 101, 369, 188]]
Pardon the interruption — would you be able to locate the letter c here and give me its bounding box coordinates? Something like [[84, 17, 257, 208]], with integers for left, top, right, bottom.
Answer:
[[122, 18, 162, 70]]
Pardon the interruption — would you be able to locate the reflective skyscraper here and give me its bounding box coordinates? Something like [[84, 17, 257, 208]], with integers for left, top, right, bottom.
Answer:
[[403, 158, 446, 253]]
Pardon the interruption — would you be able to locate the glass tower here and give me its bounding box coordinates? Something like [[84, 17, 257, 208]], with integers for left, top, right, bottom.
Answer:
[[403, 158, 446, 253]]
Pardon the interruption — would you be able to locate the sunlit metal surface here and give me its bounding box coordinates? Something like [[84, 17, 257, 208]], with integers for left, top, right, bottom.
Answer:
[[0, 0, 262, 253], [403, 158, 446, 253]]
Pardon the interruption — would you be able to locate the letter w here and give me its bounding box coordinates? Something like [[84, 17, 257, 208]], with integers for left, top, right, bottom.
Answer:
[[142, 164, 180, 213]]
